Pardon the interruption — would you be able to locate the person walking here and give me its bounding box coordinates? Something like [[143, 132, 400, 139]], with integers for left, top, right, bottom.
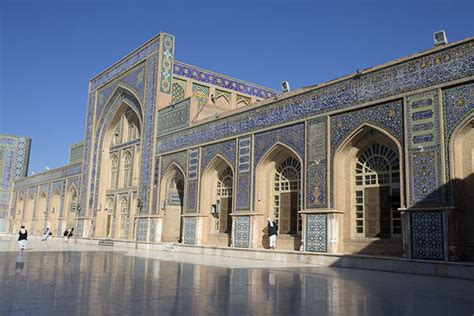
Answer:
[[64, 227, 74, 242], [42, 226, 51, 241], [267, 218, 278, 250], [18, 225, 27, 250]]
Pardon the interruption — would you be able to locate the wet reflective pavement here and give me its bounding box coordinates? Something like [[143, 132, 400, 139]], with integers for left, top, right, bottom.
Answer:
[[1, 240, 474, 315]]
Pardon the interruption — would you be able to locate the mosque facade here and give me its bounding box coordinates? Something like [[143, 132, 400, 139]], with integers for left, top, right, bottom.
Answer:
[[5, 33, 474, 261]]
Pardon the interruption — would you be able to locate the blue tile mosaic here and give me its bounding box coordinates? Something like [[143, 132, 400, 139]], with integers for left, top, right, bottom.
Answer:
[[233, 216, 250, 248], [183, 217, 196, 245], [186, 181, 197, 213], [160, 151, 187, 179], [306, 118, 328, 209], [410, 211, 444, 260], [200, 140, 236, 174], [188, 149, 199, 181], [156, 98, 190, 136], [160, 34, 174, 94], [443, 83, 474, 201], [90, 35, 161, 91], [158, 43, 472, 155], [236, 174, 251, 211], [173, 61, 278, 99], [305, 213, 327, 252], [406, 90, 443, 206]]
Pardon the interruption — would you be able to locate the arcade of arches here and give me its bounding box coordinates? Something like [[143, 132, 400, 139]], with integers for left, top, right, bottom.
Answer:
[[5, 34, 473, 263]]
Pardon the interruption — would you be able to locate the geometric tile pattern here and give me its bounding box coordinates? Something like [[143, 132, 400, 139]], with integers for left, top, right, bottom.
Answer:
[[237, 137, 251, 174], [236, 174, 251, 211], [443, 83, 474, 202], [406, 90, 443, 206], [330, 100, 404, 150], [306, 118, 328, 209], [235, 136, 252, 211], [236, 137, 252, 210], [410, 211, 444, 260], [157, 43, 473, 155], [171, 78, 187, 104], [156, 98, 190, 136], [330, 100, 403, 207], [305, 213, 327, 252], [160, 34, 174, 94], [81, 33, 163, 216], [188, 149, 199, 181], [183, 217, 196, 245], [236, 94, 251, 106], [192, 83, 209, 106], [215, 89, 231, 104], [173, 61, 278, 99], [137, 218, 148, 241], [160, 151, 187, 179], [254, 124, 305, 165], [0, 135, 31, 222], [89, 35, 161, 91], [186, 181, 197, 213], [77, 219, 85, 238], [200, 140, 236, 174], [233, 216, 250, 248], [95, 63, 146, 117]]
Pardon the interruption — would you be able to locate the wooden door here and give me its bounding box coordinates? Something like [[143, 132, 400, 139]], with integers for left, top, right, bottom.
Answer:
[[279, 192, 298, 234], [106, 214, 112, 237], [219, 197, 232, 234], [364, 187, 391, 238]]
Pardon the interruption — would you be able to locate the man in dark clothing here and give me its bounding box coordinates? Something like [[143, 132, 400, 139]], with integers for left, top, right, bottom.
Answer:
[[18, 225, 27, 250], [267, 218, 278, 249]]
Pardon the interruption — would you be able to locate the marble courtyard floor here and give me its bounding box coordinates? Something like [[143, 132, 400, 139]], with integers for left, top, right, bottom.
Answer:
[[0, 239, 474, 315]]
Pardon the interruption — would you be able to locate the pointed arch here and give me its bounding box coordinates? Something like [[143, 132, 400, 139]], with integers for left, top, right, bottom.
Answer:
[[202, 154, 235, 177], [256, 141, 303, 171], [255, 143, 303, 250], [199, 155, 234, 246], [159, 163, 186, 242], [449, 112, 474, 259], [333, 123, 403, 256]]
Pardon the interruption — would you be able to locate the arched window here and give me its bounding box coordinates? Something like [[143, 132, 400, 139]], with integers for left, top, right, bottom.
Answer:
[[216, 166, 233, 233], [111, 155, 118, 188], [69, 190, 77, 213], [355, 143, 400, 237], [120, 197, 128, 215], [217, 166, 233, 198], [274, 156, 301, 234], [106, 197, 115, 215], [123, 151, 132, 187], [168, 172, 184, 206]]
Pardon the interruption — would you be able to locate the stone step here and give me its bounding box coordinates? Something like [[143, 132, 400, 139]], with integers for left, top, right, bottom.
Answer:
[[98, 239, 115, 247]]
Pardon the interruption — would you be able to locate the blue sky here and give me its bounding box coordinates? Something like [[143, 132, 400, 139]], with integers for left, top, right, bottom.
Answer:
[[1, 0, 473, 174]]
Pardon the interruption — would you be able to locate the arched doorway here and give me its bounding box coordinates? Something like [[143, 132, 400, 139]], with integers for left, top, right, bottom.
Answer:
[[334, 126, 403, 256], [160, 165, 185, 242], [96, 93, 142, 240], [14, 194, 25, 232], [451, 115, 474, 260], [200, 156, 234, 247], [255, 144, 302, 251], [23, 193, 34, 231], [65, 187, 77, 230], [36, 191, 47, 235], [49, 189, 61, 235], [119, 196, 129, 239]]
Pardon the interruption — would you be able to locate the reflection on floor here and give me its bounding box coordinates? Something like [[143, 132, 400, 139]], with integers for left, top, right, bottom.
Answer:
[[0, 240, 473, 315]]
